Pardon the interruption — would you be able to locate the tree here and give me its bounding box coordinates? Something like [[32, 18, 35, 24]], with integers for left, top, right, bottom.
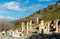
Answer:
[[0, 21, 14, 31]]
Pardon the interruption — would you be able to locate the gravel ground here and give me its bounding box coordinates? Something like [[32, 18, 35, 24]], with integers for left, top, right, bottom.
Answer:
[[0, 35, 28, 39]]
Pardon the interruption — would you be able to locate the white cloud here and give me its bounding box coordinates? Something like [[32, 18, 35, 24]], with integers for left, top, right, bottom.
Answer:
[[38, 0, 50, 2], [0, 1, 42, 12], [0, 16, 18, 20], [0, 2, 26, 11], [27, 4, 41, 11]]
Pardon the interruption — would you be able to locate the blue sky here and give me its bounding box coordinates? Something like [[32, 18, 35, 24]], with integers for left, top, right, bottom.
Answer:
[[0, 0, 58, 20]]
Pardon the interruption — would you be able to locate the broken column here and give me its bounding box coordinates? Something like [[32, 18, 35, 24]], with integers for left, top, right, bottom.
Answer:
[[40, 20, 44, 27], [30, 20, 32, 26], [39, 20, 45, 33]]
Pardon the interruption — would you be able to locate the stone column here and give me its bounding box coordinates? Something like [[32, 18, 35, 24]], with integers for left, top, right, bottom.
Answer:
[[21, 22, 25, 32], [27, 22, 29, 34], [47, 23, 50, 34], [39, 20, 44, 33], [39, 24, 41, 33], [40, 20, 44, 27], [30, 20, 32, 26], [36, 17, 39, 24], [55, 21, 58, 33], [41, 20, 44, 26], [30, 20, 32, 31]]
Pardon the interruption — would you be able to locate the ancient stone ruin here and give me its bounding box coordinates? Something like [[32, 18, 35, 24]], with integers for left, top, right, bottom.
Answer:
[[21, 17, 60, 35]]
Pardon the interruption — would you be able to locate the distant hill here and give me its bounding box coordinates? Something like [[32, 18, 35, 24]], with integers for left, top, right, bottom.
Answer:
[[14, 1, 60, 25]]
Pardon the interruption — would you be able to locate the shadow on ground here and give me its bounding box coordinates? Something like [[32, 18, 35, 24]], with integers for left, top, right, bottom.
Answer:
[[26, 33, 60, 39]]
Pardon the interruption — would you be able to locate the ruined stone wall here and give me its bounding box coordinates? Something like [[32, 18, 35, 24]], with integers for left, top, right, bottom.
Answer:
[[20, 18, 60, 35]]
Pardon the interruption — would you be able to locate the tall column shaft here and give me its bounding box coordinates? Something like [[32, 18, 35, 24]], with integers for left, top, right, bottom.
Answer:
[[37, 17, 39, 24], [27, 22, 29, 34], [22, 22, 25, 32], [30, 20, 32, 31], [39, 24, 41, 33], [48, 23, 50, 33], [56, 21, 58, 33]]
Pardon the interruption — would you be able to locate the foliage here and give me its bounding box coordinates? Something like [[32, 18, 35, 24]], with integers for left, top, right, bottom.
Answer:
[[28, 1, 60, 21]]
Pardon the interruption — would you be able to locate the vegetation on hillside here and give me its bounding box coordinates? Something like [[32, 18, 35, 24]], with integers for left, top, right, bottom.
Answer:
[[14, 1, 60, 28], [0, 21, 14, 31], [27, 1, 60, 21]]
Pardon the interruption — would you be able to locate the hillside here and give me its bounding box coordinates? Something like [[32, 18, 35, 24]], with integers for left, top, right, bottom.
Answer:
[[14, 1, 60, 26], [29, 1, 60, 21]]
